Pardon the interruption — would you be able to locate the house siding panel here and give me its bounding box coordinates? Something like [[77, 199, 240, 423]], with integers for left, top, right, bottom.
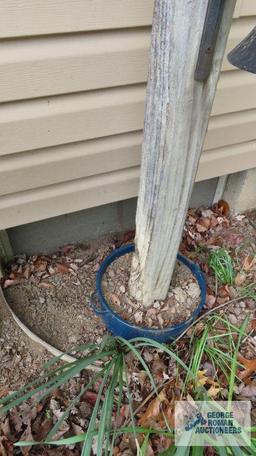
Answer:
[[0, 0, 255, 229]]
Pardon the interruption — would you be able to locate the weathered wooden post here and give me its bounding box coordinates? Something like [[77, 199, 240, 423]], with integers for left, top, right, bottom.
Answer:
[[129, 0, 236, 306]]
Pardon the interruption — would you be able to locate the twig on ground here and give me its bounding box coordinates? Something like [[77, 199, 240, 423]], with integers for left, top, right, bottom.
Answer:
[[247, 217, 256, 231], [175, 296, 245, 343]]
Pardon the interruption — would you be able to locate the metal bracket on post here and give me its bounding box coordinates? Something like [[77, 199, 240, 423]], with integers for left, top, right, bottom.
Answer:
[[195, 0, 226, 82]]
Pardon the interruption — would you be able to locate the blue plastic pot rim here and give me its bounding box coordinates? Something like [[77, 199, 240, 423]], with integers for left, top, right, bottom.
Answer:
[[94, 244, 206, 335]]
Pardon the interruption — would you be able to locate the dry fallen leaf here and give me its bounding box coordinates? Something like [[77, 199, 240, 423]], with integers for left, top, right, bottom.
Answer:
[[0, 389, 9, 399], [138, 390, 166, 426], [196, 370, 221, 398], [56, 263, 71, 274], [240, 384, 256, 398], [82, 390, 98, 405], [249, 319, 256, 331], [122, 230, 135, 244], [196, 370, 208, 387], [205, 293, 216, 308], [38, 281, 55, 289], [218, 285, 230, 298], [19, 422, 33, 456], [196, 223, 208, 233], [242, 255, 256, 271], [217, 199, 230, 216], [3, 278, 20, 288], [235, 272, 247, 286], [210, 215, 219, 228], [34, 259, 48, 273], [216, 296, 230, 305], [208, 384, 221, 399], [33, 418, 53, 441], [199, 217, 211, 229], [0, 438, 8, 456], [238, 355, 256, 380]]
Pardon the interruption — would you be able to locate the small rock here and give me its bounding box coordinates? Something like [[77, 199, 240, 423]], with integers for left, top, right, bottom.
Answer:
[[228, 314, 237, 325], [48, 265, 56, 275], [146, 308, 157, 317], [186, 283, 201, 299], [233, 307, 241, 317], [69, 335, 77, 344], [110, 293, 120, 307], [202, 362, 216, 377], [240, 301, 246, 309], [39, 296, 45, 304], [119, 285, 126, 293], [153, 301, 160, 309], [173, 287, 187, 304], [157, 315, 164, 328], [201, 209, 214, 218], [228, 286, 238, 299], [134, 311, 143, 324]]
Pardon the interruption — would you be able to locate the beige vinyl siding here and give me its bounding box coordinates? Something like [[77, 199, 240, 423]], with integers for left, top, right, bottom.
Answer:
[[0, 1, 255, 229]]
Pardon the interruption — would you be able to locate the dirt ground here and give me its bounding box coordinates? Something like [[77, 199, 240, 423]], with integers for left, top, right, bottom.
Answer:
[[0, 239, 113, 391], [0, 205, 255, 455], [0, 208, 255, 392]]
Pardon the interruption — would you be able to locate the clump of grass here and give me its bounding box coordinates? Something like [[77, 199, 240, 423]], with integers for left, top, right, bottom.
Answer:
[[1, 320, 255, 455], [240, 282, 256, 301], [0, 336, 187, 455], [209, 248, 235, 285]]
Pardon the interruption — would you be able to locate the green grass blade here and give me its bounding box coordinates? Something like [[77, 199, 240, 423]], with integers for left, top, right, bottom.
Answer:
[[228, 317, 249, 403], [42, 342, 98, 371], [174, 446, 190, 456], [15, 426, 172, 448], [191, 447, 204, 456], [1, 350, 114, 416], [191, 327, 208, 375], [81, 359, 114, 456], [110, 357, 124, 453], [124, 337, 191, 375], [96, 356, 122, 456], [46, 365, 110, 441], [216, 447, 229, 456], [139, 434, 150, 456], [0, 361, 77, 407]]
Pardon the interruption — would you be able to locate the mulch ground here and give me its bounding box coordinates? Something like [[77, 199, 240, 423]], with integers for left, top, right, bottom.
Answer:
[[0, 202, 255, 455]]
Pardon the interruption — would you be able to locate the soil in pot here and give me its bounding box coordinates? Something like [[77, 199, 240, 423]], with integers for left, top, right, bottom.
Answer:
[[102, 252, 201, 329]]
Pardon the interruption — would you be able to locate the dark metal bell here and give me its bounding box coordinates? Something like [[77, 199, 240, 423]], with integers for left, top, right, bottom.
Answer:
[[228, 26, 256, 74]]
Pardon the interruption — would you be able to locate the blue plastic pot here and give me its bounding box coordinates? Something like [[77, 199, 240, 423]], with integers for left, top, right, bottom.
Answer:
[[90, 244, 206, 342]]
